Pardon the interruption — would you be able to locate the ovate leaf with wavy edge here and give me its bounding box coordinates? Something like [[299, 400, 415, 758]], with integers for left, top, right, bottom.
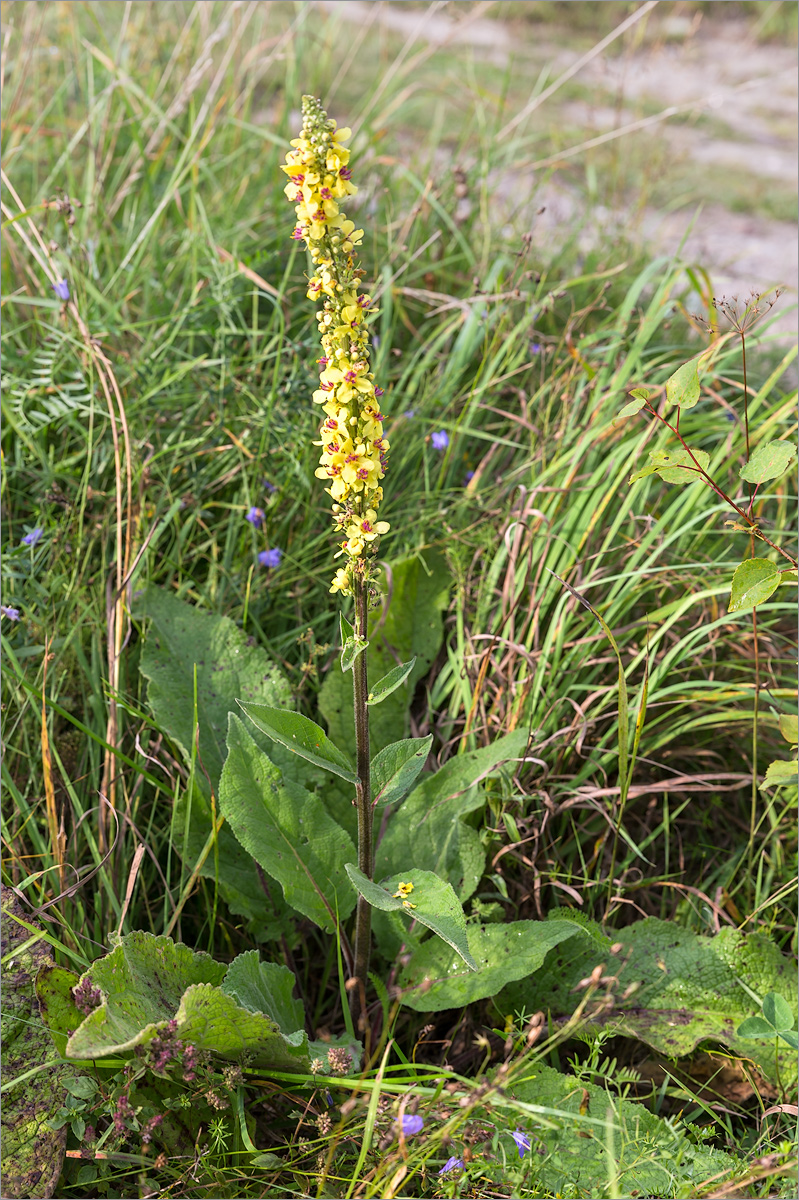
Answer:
[[65, 932, 310, 1072], [760, 758, 798, 789], [66, 932, 225, 1059], [665, 356, 701, 410], [506, 916, 797, 1087], [630, 447, 710, 486], [615, 388, 651, 422], [728, 558, 781, 613], [219, 716, 356, 930], [397, 920, 582, 1012], [740, 440, 797, 484], [345, 866, 477, 969], [238, 701, 357, 783], [221, 951, 304, 1039], [506, 1065, 739, 1198], [371, 735, 432, 808]]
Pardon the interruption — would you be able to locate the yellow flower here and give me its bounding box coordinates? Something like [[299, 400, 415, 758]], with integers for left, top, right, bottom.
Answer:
[[282, 95, 389, 590], [347, 510, 390, 542], [330, 567, 353, 596]]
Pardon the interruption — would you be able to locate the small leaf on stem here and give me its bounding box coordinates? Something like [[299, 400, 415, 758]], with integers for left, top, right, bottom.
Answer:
[[728, 559, 781, 614], [237, 701, 358, 782], [740, 440, 797, 485]]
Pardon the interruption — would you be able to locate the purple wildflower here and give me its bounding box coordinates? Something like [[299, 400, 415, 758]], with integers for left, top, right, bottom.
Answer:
[[0, 605, 20, 621], [72, 977, 102, 1015], [431, 430, 449, 451], [403, 409, 415, 418], [464, 470, 474, 484], [263, 479, 277, 494], [530, 342, 542, 355], [141, 1113, 163, 1145], [21, 528, 43, 546], [511, 1129, 531, 1158], [182, 1042, 198, 1082], [439, 1156, 464, 1175], [395, 1113, 424, 1137], [52, 278, 70, 302], [113, 1094, 135, 1136], [245, 506, 265, 528], [258, 548, 282, 568]]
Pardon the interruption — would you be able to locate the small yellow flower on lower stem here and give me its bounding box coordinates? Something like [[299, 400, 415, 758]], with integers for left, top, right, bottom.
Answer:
[[282, 95, 389, 594]]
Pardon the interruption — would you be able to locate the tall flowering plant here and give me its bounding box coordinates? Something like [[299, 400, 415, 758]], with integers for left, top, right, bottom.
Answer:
[[281, 96, 389, 1019], [282, 95, 390, 599]]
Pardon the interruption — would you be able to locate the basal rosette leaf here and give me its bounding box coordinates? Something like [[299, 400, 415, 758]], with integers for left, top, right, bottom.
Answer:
[[397, 919, 582, 1012], [65, 932, 311, 1073]]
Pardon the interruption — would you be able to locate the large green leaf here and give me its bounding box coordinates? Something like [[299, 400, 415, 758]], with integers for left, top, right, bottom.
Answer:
[[345, 866, 477, 969], [375, 730, 529, 902], [65, 933, 309, 1072], [136, 586, 303, 937], [740, 439, 796, 484], [221, 950, 304, 1039], [66, 932, 225, 1058], [173, 986, 308, 1070], [504, 916, 798, 1087], [218, 715, 357, 931], [396, 919, 581, 1012], [728, 558, 781, 613], [137, 585, 293, 791], [503, 1065, 739, 1198], [319, 551, 450, 758], [237, 702, 357, 783]]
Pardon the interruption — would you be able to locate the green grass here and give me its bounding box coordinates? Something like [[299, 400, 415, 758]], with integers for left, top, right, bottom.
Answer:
[[2, 3, 797, 1197]]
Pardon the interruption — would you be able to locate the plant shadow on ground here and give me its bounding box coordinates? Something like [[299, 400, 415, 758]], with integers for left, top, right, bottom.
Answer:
[[2, 3, 797, 1198]]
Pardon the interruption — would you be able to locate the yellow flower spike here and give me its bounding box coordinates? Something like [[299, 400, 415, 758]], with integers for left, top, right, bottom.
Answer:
[[283, 96, 389, 591]]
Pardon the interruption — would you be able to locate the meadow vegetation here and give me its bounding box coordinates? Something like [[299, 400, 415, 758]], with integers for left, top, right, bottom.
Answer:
[[2, 3, 797, 1198]]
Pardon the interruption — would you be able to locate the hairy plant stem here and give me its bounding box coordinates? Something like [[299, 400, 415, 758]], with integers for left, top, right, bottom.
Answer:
[[350, 573, 373, 1030]]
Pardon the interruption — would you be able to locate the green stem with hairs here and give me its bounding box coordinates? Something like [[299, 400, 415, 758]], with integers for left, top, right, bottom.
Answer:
[[350, 572, 372, 1029]]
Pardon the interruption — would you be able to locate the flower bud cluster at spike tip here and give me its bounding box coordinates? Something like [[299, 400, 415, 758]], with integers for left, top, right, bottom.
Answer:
[[281, 96, 389, 598]]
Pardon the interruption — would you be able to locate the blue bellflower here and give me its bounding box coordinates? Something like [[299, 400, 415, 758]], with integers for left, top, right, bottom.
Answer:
[[258, 548, 282, 568], [511, 1129, 531, 1158], [395, 1113, 424, 1137]]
